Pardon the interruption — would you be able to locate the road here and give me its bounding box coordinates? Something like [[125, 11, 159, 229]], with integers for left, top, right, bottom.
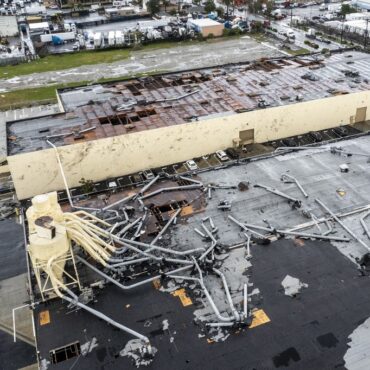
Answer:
[[216, 4, 342, 51], [0, 37, 283, 93]]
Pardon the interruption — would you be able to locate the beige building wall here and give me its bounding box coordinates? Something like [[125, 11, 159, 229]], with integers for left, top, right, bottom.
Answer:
[[201, 25, 224, 37], [8, 91, 370, 200]]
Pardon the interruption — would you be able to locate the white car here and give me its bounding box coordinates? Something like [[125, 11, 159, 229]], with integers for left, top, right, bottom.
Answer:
[[142, 169, 155, 180], [216, 150, 229, 162], [186, 160, 198, 171]]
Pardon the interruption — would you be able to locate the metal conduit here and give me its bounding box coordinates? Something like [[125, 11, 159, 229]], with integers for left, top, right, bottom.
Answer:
[[77, 256, 192, 290], [213, 268, 240, 322], [139, 185, 202, 200], [121, 238, 205, 256], [315, 198, 370, 251]]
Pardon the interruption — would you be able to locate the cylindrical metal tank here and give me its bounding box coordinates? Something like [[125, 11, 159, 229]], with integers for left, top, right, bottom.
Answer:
[[26, 192, 64, 233], [28, 223, 70, 283]]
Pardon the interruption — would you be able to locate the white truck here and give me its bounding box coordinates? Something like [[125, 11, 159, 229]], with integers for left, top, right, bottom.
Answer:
[[108, 31, 115, 46], [306, 28, 316, 39], [93, 32, 102, 47], [115, 30, 123, 45], [328, 3, 341, 13]]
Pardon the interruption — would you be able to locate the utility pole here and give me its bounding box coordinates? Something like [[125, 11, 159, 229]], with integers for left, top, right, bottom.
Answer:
[[290, 5, 293, 26], [364, 19, 369, 49]]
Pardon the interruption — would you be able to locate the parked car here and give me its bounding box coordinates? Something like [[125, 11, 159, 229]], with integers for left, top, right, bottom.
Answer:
[[225, 148, 239, 159], [186, 160, 198, 171], [308, 131, 323, 142], [216, 150, 229, 162], [142, 169, 155, 180]]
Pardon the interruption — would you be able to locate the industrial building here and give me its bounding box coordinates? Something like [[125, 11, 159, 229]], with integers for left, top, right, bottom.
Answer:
[[4, 48, 370, 369], [5, 49, 370, 200], [13, 129, 370, 369], [188, 18, 224, 37]]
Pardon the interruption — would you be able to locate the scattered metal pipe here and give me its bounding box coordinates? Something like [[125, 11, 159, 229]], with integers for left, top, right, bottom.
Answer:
[[47, 140, 107, 214], [178, 175, 203, 185], [228, 216, 267, 238], [149, 208, 182, 249], [243, 283, 248, 317], [194, 228, 206, 238], [62, 287, 151, 350], [135, 175, 160, 198], [169, 260, 234, 323], [330, 146, 370, 158], [243, 223, 274, 232], [111, 239, 194, 265], [281, 174, 308, 198], [206, 322, 234, 327], [116, 217, 142, 238], [199, 242, 217, 261], [254, 184, 302, 208], [316, 199, 370, 251], [103, 194, 135, 211], [243, 233, 251, 258], [139, 185, 202, 200], [276, 229, 350, 242], [121, 238, 205, 256], [213, 268, 240, 322], [360, 210, 370, 240], [201, 224, 217, 244], [109, 257, 151, 268], [78, 256, 192, 290]]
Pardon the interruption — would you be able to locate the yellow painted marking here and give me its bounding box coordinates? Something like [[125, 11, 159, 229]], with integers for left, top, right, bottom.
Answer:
[[152, 279, 161, 289], [180, 205, 194, 217], [171, 288, 193, 306], [39, 310, 50, 326], [249, 309, 270, 329], [337, 189, 346, 197]]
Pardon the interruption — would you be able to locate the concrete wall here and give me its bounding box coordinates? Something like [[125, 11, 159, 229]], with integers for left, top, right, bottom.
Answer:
[[8, 90, 370, 200]]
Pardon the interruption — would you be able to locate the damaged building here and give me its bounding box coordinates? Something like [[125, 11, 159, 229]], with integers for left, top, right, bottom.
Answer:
[[16, 131, 370, 369], [4, 49, 370, 200], [4, 49, 370, 370]]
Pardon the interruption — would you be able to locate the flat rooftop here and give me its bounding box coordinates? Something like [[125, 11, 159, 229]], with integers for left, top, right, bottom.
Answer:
[[7, 50, 370, 155], [28, 133, 370, 369]]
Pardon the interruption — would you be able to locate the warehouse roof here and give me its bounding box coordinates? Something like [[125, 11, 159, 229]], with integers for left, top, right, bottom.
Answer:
[[27, 133, 370, 369], [188, 18, 223, 27], [6, 49, 370, 155]]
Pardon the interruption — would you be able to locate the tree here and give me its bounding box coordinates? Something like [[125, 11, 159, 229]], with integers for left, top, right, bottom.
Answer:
[[265, 0, 273, 15], [162, 0, 170, 11], [222, 0, 233, 18], [147, 0, 160, 14], [216, 6, 224, 17], [204, 0, 216, 13], [340, 4, 357, 16]]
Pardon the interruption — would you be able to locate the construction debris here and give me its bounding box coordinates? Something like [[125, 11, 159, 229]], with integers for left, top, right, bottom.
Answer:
[[238, 181, 250, 191], [281, 275, 308, 297]]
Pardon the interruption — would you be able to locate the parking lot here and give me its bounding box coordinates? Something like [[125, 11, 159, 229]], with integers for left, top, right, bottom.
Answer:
[[53, 124, 364, 204]]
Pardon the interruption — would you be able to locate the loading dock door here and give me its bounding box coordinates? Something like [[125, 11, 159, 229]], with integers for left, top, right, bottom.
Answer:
[[239, 129, 255, 144], [355, 107, 367, 123]]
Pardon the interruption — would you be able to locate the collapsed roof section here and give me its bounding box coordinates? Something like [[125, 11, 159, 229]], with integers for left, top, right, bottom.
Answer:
[[7, 50, 370, 155]]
